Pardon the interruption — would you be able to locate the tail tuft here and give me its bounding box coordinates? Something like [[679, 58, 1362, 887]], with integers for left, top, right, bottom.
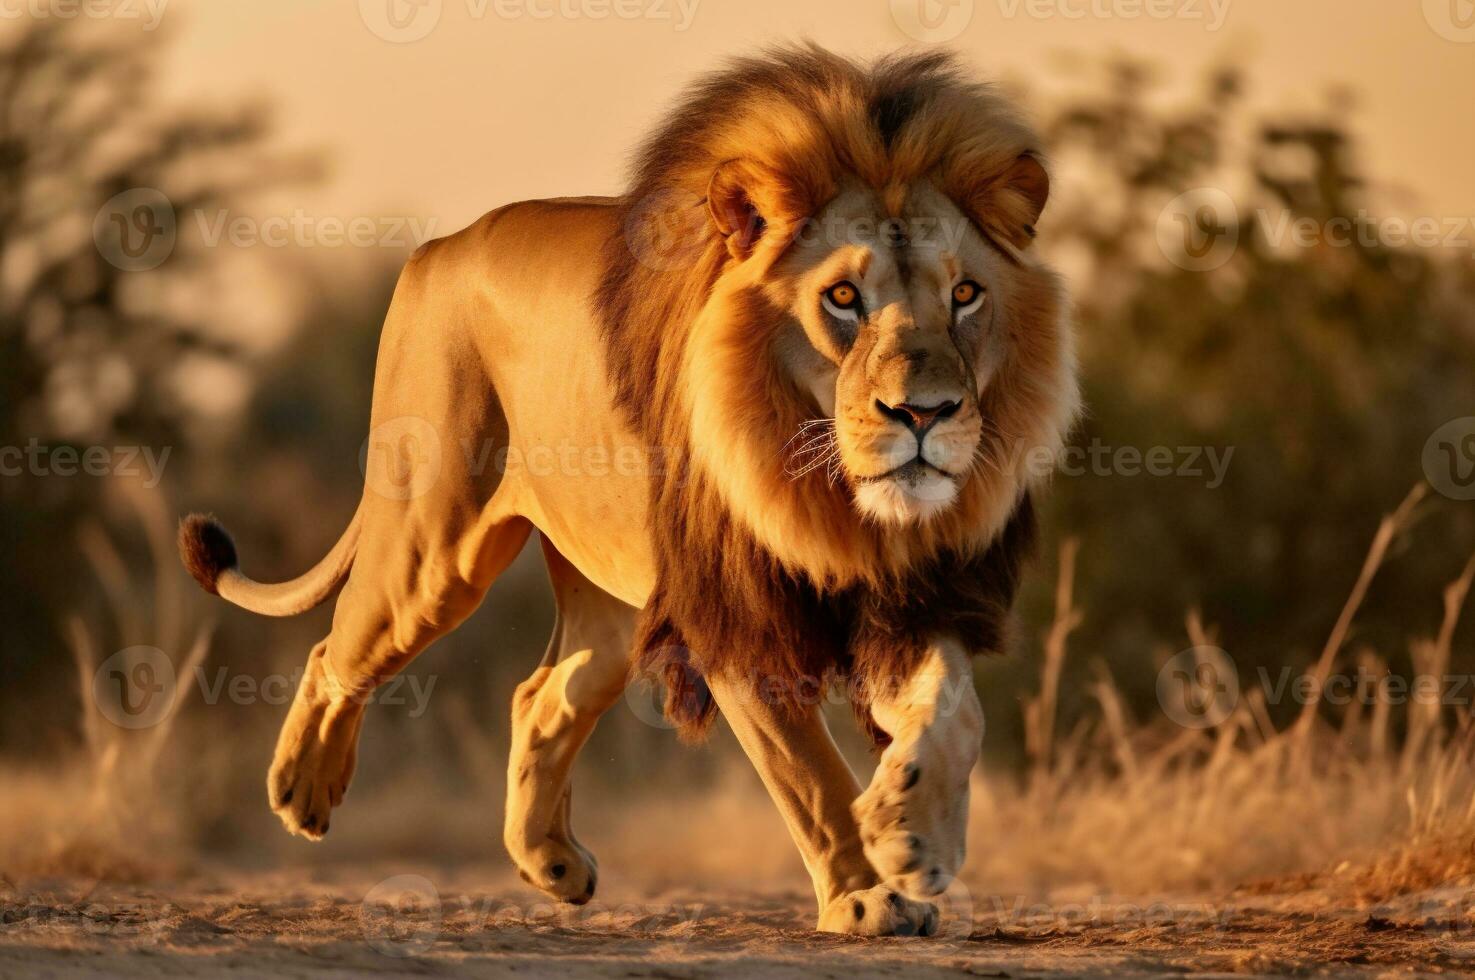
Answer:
[[179, 513, 238, 595]]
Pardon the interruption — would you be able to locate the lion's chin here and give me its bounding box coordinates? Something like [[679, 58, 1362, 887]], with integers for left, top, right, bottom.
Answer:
[[851, 463, 960, 526]]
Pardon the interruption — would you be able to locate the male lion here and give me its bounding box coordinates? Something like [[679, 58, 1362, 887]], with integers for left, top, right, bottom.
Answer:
[[179, 45, 1078, 936]]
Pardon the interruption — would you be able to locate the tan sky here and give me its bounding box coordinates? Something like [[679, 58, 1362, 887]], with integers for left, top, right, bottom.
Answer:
[[146, 0, 1472, 238]]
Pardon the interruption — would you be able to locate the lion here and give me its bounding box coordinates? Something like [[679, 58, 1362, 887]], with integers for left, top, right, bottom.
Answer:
[[178, 45, 1078, 936]]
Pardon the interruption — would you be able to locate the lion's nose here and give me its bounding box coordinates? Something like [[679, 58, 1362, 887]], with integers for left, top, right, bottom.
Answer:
[[875, 398, 961, 436]]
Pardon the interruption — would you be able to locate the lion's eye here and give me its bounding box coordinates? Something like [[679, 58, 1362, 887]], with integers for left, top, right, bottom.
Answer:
[[822, 281, 863, 322], [952, 280, 986, 316], [826, 282, 859, 309]]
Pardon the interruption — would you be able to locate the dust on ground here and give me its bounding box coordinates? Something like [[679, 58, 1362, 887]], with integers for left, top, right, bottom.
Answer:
[[3, 866, 1472, 978]]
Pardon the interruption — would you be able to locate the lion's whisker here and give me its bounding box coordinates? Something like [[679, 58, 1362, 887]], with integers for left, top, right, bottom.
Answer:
[[781, 417, 836, 455], [783, 418, 840, 481]]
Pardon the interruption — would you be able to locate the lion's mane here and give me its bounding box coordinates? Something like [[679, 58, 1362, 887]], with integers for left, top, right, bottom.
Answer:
[[597, 45, 1076, 739]]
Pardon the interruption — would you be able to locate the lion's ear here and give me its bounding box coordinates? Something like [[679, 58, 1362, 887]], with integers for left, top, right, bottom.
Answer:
[[707, 159, 800, 260], [963, 153, 1050, 255]]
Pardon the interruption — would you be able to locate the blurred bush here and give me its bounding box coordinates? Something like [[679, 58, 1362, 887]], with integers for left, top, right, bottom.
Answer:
[[996, 58, 1475, 754]]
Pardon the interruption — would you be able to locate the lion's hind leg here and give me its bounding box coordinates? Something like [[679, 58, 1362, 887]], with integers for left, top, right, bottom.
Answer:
[[268, 513, 533, 839], [266, 640, 366, 839], [504, 535, 633, 904]]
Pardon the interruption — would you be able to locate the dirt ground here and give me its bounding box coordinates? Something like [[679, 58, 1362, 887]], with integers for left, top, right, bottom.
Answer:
[[3, 867, 1473, 978]]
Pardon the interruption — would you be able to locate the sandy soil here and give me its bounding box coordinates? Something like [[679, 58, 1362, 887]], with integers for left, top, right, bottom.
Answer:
[[3, 867, 1473, 978]]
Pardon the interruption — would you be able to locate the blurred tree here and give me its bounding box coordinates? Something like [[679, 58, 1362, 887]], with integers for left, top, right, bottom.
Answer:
[[4, 30, 1472, 779], [1015, 57, 1475, 736], [0, 22, 313, 748]]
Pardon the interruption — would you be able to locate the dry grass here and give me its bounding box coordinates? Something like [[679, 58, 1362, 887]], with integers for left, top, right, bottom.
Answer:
[[2, 480, 1473, 915], [965, 482, 1475, 900], [1, 480, 213, 881]]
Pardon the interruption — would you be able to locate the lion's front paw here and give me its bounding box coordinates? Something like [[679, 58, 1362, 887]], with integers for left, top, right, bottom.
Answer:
[[818, 884, 939, 937], [508, 835, 600, 905], [267, 665, 364, 841], [853, 738, 971, 899]]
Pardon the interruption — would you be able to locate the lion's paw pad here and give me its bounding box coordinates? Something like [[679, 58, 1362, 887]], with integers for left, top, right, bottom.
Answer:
[[511, 838, 599, 905], [854, 756, 967, 899], [267, 696, 363, 842], [819, 884, 939, 937]]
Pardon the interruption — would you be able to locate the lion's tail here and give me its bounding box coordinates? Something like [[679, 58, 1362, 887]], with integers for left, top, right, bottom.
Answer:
[[177, 502, 364, 617]]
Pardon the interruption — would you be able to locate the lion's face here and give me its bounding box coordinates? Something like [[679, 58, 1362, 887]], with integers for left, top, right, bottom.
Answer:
[[669, 111, 1075, 585], [772, 182, 1004, 525]]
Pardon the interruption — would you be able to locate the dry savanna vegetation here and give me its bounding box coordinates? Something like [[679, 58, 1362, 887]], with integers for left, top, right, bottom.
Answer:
[[3, 482, 1474, 976]]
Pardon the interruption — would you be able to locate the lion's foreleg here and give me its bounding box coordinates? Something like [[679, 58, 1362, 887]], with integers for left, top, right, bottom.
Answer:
[[704, 671, 940, 936], [852, 637, 982, 900]]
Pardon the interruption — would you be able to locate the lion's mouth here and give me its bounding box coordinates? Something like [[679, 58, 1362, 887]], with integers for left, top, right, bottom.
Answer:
[[850, 458, 962, 525], [855, 459, 956, 485]]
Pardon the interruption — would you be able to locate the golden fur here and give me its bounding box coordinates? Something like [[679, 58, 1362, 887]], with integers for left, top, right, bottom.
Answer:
[[175, 45, 1079, 934], [599, 46, 1079, 735]]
